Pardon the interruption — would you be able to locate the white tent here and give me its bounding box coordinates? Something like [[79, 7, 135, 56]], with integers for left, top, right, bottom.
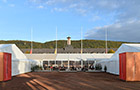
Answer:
[[26, 53, 113, 61], [55, 54, 112, 61], [97, 44, 140, 75], [0, 44, 37, 76], [87, 54, 113, 61], [25, 53, 113, 69], [56, 54, 94, 61]]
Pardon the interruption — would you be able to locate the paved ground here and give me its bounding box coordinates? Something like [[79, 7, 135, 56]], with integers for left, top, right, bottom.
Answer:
[[0, 72, 140, 90]]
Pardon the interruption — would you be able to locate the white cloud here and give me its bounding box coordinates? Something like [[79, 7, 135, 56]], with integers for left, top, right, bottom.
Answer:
[[90, 15, 101, 22], [84, 0, 140, 42], [9, 4, 15, 7], [76, 8, 87, 16], [29, 0, 140, 42], [85, 20, 140, 42], [28, 0, 124, 16], [2, 0, 7, 3], [37, 5, 44, 9], [69, 4, 78, 8], [53, 7, 68, 12]]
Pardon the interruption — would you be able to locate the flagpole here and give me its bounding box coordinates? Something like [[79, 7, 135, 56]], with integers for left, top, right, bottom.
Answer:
[[30, 27, 33, 54], [105, 28, 108, 54], [81, 27, 83, 69], [81, 27, 83, 54], [55, 27, 57, 54], [54, 27, 58, 67]]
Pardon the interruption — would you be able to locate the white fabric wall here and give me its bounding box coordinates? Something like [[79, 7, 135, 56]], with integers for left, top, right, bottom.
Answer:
[[97, 44, 140, 75], [12, 60, 38, 76], [0, 44, 27, 60], [108, 44, 140, 75], [0, 44, 38, 76], [97, 59, 119, 75]]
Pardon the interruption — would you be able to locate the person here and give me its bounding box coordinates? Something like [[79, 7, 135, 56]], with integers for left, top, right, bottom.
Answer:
[[50, 65, 53, 71]]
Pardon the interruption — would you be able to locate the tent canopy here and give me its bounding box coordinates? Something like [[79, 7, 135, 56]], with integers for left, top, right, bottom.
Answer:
[[0, 44, 27, 61], [26, 53, 113, 61], [26, 54, 57, 61], [87, 54, 113, 61], [110, 44, 140, 61], [0, 44, 37, 76], [97, 44, 140, 75]]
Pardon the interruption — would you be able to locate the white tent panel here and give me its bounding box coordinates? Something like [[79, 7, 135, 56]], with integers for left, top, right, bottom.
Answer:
[[26, 54, 57, 61], [56, 54, 113, 61], [100, 61, 107, 71], [56, 54, 92, 61], [110, 44, 140, 61], [81, 54, 93, 61], [56, 54, 69, 61], [87, 54, 113, 61], [0, 44, 37, 76], [109, 44, 140, 75], [98, 44, 140, 75], [0, 44, 27, 60]]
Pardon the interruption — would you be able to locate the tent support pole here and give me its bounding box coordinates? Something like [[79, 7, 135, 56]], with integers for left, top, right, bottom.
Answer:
[[68, 60, 70, 70], [47, 60, 49, 71], [88, 60, 89, 70], [61, 61, 63, 67], [81, 60, 83, 69], [55, 60, 56, 67], [75, 61, 76, 68], [94, 61, 96, 69], [48, 60, 51, 71], [42, 60, 44, 70]]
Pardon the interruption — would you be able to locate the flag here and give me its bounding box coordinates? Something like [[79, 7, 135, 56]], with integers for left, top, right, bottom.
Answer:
[[81, 49, 83, 54], [54, 48, 57, 54], [105, 49, 108, 54], [30, 49, 32, 54]]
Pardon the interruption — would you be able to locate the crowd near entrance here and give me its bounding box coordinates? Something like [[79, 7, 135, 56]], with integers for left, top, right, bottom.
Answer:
[[43, 60, 95, 72]]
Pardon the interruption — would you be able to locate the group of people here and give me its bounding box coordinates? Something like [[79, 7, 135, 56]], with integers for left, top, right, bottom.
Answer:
[[43, 63, 95, 71]]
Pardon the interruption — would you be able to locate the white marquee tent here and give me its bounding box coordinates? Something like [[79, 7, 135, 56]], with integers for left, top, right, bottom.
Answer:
[[26, 53, 113, 61], [26, 53, 113, 70], [55, 54, 94, 61], [0, 44, 37, 76], [97, 44, 140, 75]]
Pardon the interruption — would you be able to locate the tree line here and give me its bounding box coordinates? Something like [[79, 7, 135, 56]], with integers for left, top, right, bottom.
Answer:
[[0, 40, 135, 49]]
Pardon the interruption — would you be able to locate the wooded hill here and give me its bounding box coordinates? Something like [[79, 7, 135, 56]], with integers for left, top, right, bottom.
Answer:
[[0, 40, 135, 49]]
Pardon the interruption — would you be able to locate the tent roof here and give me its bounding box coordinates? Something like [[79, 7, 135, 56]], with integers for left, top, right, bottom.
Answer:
[[0, 44, 27, 60], [110, 44, 140, 61], [26, 54, 57, 60], [87, 54, 113, 61], [56, 54, 89, 61], [26, 53, 113, 61]]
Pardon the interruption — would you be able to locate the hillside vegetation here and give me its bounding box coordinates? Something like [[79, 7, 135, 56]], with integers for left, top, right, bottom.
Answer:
[[0, 40, 134, 49]]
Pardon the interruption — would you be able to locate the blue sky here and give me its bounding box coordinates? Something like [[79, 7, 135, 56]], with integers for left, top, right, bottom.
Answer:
[[0, 0, 140, 42]]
